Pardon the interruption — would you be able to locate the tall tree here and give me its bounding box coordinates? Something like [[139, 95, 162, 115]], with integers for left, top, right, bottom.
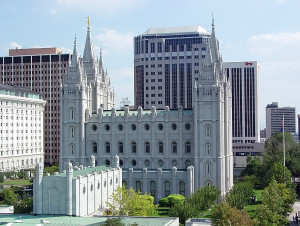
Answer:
[[211, 202, 253, 226], [106, 185, 156, 216], [254, 179, 296, 225]]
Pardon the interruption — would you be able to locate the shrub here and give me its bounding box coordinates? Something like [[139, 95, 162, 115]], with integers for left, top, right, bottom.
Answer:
[[159, 194, 185, 207]]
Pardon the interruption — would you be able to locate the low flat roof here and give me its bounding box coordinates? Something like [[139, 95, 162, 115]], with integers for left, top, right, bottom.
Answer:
[[143, 26, 209, 36], [0, 215, 178, 226], [56, 165, 112, 178]]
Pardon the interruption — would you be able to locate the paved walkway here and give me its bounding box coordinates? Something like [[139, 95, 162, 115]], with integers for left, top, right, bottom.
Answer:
[[289, 199, 300, 225]]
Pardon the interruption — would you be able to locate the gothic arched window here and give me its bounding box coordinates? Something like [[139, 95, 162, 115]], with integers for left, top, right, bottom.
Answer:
[[145, 141, 150, 154], [205, 125, 211, 138], [92, 142, 97, 154], [150, 181, 156, 197], [70, 144, 75, 155], [158, 141, 163, 154], [206, 143, 211, 155], [70, 108, 75, 120], [105, 142, 110, 153], [136, 180, 141, 192], [165, 181, 170, 197], [118, 142, 123, 154], [172, 141, 177, 154], [132, 142, 137, 154], [185, 141, 191, 154], [70, 127, 75, 139], [179, 181, 185, 196]]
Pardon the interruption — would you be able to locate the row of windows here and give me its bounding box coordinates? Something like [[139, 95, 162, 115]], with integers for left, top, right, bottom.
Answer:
[[85, 123, 192, 132], [123, 180, 186, 197], [71, 140, 192, 155], [1, 157, 43, 169]]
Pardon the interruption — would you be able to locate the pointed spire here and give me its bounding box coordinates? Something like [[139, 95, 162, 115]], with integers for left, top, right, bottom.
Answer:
[[210, 14, 219, 62], [204, 40, 213, 67], [83, 17, 95, 63], [71, 34, 79, 67], [99, 48, 104, 72]]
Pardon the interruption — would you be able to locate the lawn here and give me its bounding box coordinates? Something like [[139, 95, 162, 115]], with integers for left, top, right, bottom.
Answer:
[[0, 179, 32, 186], [244, 190, 263, 218]]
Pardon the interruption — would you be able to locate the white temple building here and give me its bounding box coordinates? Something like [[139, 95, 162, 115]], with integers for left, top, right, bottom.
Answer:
[[59, 20, 233, 202]]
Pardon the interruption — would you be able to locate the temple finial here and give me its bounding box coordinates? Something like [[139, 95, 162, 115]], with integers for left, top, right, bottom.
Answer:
[[74, 33, 77, 46], [86, 16, 91, 30], [212, 13, 215, 29]]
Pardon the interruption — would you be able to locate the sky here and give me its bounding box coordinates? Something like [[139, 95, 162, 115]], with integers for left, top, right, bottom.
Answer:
[[0, 0, 299, 130]]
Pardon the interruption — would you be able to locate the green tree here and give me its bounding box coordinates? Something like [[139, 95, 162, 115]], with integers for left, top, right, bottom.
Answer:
[[14, 192, 33, 213], [44, 165, 59, 175], [264, 162, 292, 187], [168, 202, 198, 225], [0, 172, 4, 183], [254, 179, 296, 225], [0, 188, 18, 205], [168, 185, 220, 224], [106, 185, 156, 216], [102, 217, 125, 226], [188, 185, 220, 212], [225, 181, 254, 209], [211, 202, 253, 226]]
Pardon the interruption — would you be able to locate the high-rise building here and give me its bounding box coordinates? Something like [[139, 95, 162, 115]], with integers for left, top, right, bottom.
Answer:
[[0, 48, 71, 165], [0, 84, 46, 172], [134, 25, 212, 109], [223, 61, 260, 144], [266, 102, 296, 138], [60, 21, 233, 200]]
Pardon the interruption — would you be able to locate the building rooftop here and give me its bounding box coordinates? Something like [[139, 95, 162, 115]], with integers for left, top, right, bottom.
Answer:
[[0, 215, 178, 226], [142, 25, 209, 36], [56, 165, 113, 178], [0, 84, 43, 100], [9, 47, 62, 56]]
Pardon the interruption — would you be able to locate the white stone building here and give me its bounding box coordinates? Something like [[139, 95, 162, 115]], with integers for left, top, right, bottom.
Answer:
[[0, 84, 45, 172], [33, 155, 122, 216], [59, 21, 233, 201]]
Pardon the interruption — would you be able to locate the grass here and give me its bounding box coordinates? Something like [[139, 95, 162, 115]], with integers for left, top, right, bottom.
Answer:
[[244, 190, 263, 218], [0, 179, 32, 186]]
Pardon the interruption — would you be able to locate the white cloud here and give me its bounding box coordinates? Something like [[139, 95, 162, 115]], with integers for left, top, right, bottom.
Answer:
[[95, 28, 134, 53], [9, 42, 22, 49], [247, 31, 300, 60], [49, 9, 58, 15]]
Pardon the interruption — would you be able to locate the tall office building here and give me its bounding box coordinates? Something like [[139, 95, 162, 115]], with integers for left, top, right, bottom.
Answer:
[[223, 61, 260, 143], [0, 48, 71, 165], [134, 25, 211, 109], [266, 102, 295, 138]]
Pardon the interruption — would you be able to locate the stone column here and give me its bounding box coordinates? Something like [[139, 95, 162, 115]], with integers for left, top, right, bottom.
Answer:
[[34, 162, 43, 214], [66, 162, 73, 216]]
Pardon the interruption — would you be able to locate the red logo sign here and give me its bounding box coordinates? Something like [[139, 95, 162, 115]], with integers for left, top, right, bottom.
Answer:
[[245, 62, 253, 66]]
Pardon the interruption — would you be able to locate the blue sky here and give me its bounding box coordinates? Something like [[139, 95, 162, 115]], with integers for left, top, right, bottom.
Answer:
[[1, 0, 299, 130]]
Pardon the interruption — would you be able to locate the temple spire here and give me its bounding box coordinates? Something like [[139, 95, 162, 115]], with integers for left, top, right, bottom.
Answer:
[[71, 34, 78, 67], [203, 40, 213, 67], [83, 17, 94, 63], [210, 15, 219, 62]]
